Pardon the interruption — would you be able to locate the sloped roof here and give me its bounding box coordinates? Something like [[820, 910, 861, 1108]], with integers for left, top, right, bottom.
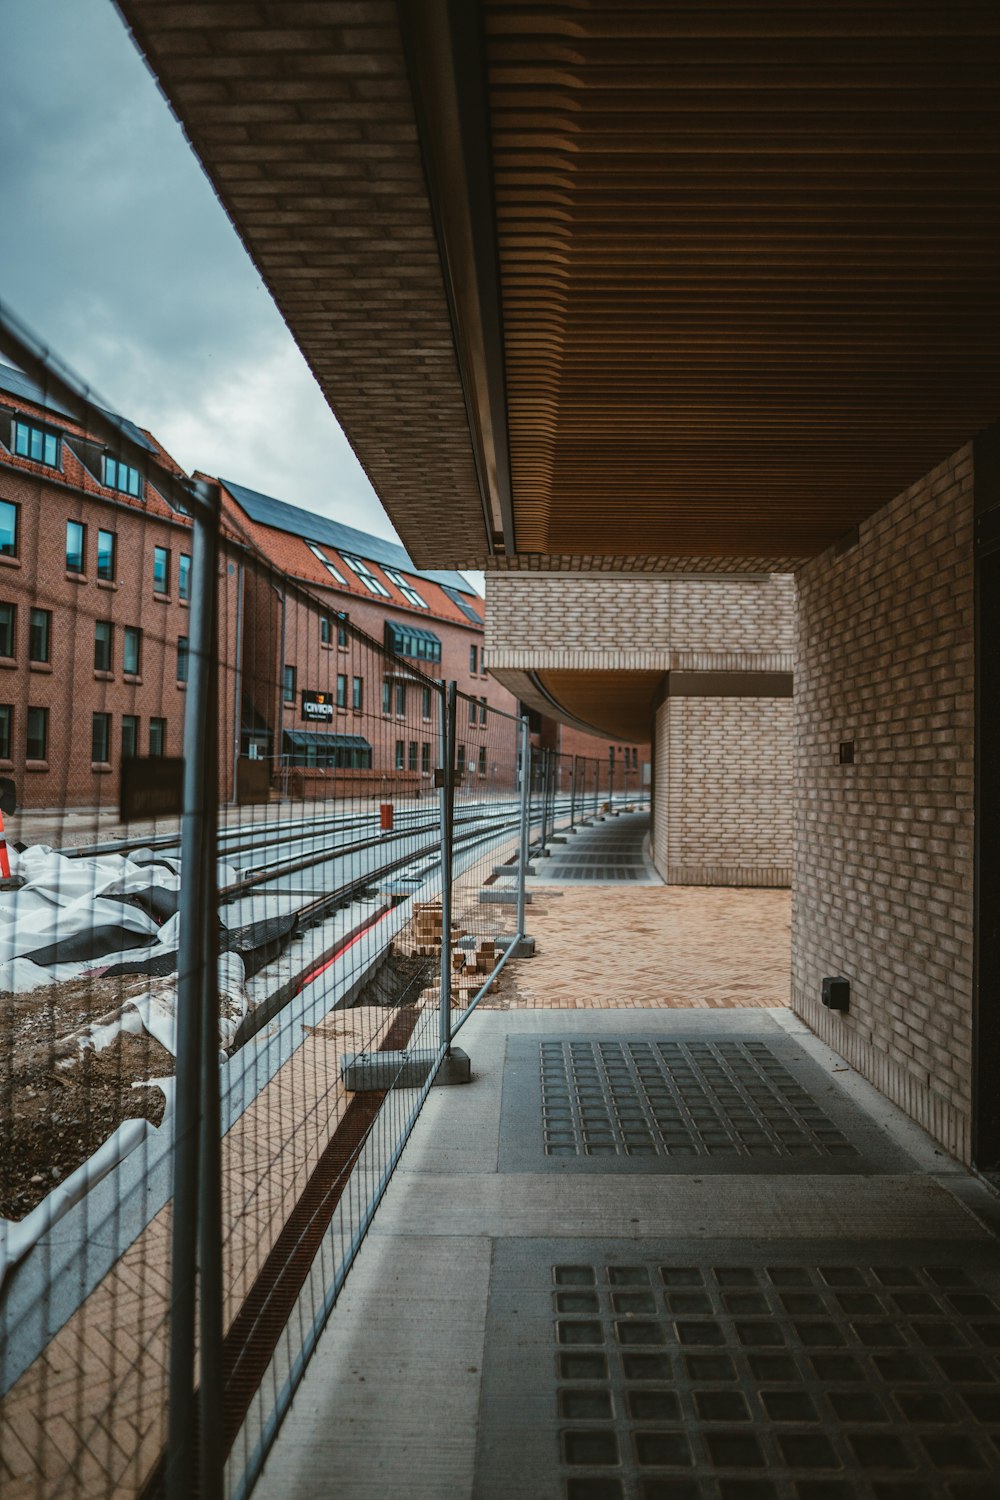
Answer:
[[0, 362, 156, 454], [220, 477, 477, 597]]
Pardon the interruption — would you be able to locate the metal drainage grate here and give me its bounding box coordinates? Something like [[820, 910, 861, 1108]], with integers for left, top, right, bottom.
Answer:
[[551, 1258, 1000, 1499], [540, 1041, 859, 1160]]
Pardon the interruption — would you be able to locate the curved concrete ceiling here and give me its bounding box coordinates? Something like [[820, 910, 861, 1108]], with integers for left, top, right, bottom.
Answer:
[[492, 667, 662, 744], [114, 1, 1000, 573]]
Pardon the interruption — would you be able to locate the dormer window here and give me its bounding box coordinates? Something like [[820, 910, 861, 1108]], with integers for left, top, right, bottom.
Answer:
[[383, 566, 428, 609], [305, 540, 348, 586], [13, 420, 60, 468], [342, 554, 390, 597], [102, 455, 143, 498]]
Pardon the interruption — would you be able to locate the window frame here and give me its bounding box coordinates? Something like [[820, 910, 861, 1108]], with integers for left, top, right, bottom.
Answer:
[[178, 552, 191, 602], [26, 705, 48, 762], [177, 636, 189, 684], [352, 675, 363, 711], [102, 454, 142, 498], [0, 703, 11, 760], [66, 519, 87, 575], [342, 554, 391, 598], [153, 545, 170, 595], [395, 680, 406, 716], [121, 714, 139, 760], [383, 566, 428, 609], [28, 607, 50, 664], [305, 540, 348, 586], [470, 644, 478, 674], [96, 528, 117, 582], [0, 601, 15, 659], [91, 711, 112, 765], [13, 419, 60, 468], [0, 499, 18, 558], [94, 620, 113, 673], [282, 663, 296, 703], [336, 673, 347, 709], [149, 717, 166, 756], [123, 625, 142, 677], [395, 738, 405, 771]]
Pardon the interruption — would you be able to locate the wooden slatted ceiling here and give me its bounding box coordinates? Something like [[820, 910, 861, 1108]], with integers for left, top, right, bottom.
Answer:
[[486, 1, 1000, 558], [534, 668, 662, 743]]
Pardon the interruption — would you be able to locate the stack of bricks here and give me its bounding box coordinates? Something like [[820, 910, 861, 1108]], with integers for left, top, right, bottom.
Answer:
[[403, 902, 464, 957], [418, 936, 499, 1011]]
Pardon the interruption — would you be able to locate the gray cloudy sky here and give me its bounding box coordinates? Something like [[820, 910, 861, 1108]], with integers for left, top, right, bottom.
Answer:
[[0, 0, 420, 552]]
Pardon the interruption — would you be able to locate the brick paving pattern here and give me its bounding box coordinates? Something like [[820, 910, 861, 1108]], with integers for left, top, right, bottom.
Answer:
[[490, 885, 791, 1010]]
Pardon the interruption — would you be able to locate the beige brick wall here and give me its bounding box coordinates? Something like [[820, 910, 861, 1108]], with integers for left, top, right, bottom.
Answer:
[[654, 694, 795, 888], [792, 444, 975, 1162], [486, 573, 795, 672]]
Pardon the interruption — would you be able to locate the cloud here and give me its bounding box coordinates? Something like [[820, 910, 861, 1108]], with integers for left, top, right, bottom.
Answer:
[[0, 0, 396, 541]]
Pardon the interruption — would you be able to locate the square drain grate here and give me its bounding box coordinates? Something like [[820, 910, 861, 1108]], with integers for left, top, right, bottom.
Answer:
[[540, 1040, 859, 1162], [476, 1242, 1000, 1500], [550, 1258, 1000, 1499]]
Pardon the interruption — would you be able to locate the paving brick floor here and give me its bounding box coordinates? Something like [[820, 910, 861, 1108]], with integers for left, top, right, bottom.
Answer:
[[488, 885, 791, 1010]]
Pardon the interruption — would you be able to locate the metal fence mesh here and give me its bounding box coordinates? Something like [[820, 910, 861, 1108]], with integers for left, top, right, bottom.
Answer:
[[0, 315, 531, 1500]]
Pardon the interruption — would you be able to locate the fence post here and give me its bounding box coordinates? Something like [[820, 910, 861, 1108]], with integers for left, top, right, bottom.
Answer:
[[167, 488, 223, 1500], [516, 717, 531, 941], [438, 682, 457, 1054], [569, 753, 578, 829]]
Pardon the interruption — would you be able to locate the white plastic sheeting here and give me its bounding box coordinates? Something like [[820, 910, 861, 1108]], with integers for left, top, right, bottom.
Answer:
[[0, 845, 237, 994]]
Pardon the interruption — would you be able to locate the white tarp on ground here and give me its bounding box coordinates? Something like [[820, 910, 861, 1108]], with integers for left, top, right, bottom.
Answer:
[[0, 845, 238, 995]]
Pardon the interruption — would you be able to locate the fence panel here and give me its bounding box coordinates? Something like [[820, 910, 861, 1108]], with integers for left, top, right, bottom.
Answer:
[[0, 308, 531, 1500]]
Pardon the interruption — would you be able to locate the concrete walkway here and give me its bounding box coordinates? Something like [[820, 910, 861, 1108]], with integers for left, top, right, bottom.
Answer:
[[253, 1002, 1000, 1499]]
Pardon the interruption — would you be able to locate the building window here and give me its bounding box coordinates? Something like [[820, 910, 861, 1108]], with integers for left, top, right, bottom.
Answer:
[[352, 675, 363, 710], [408, 740, 418, 771], [0, 704, 10, 760], [382, 678, 391, 715], [395, 739, 405, 771], [342, 554, 391, 597], [421, 741, 431, 774], [321, 614, 332, 645], [121, 714, 139, 759], [385, 621, 442, 663], [479, 696, 488, 725], [282, 664, 296, 702], [92, 712, 111, 764], [383, 566, 428, 609], [26, 705, 48, 761], [0, 602, 15, 658], [149, 717, 166, 756], [468, 696, 477, 726], [0, 500, 18, 557], [123, 625, 142, 676], [422, 685, 432, 721], [29, 608, 50, 664], [478, 745, 487, 776], [336, 673, 347, 709], [153, 546, 170, 594], [395, 681, 406, 716], [457, 744, 466, 777], [97, 529, 116, 582], [177, 637, 189, 684], [66, 520, 86, 574], [94, 620, 113, 672], [470, 644, 478, 674], [178, 553, 191, 601], [305, 540, 348, 585], [13, 420, 59, 468], [102, 455, 143, 498], [337, 615, 348, 648]]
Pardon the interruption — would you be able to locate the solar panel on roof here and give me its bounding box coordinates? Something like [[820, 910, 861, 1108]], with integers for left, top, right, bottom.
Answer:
[[0, 362, 156, 452], [221, 476, 477, 596], [443, 585, 483, 624]]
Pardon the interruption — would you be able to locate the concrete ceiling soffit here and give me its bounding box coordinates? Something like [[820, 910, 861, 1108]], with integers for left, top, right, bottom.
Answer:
[[493, 667, 663, 744], [113, 0, 495, 570]]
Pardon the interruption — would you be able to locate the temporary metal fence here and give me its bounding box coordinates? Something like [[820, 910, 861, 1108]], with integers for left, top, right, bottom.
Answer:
[[0, 306, 533, 1500]]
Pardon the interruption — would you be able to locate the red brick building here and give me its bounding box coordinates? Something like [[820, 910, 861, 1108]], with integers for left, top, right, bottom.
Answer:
[[0, 363, 240, 811]]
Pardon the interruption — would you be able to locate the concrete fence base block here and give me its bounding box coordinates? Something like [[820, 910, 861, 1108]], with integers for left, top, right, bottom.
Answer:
[[493, 864, 537, 877], [478, 889, 531, 905], [341, 1047, 471, 1091], [509, 935, 536, 958], [550, 835, 568, 844]]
